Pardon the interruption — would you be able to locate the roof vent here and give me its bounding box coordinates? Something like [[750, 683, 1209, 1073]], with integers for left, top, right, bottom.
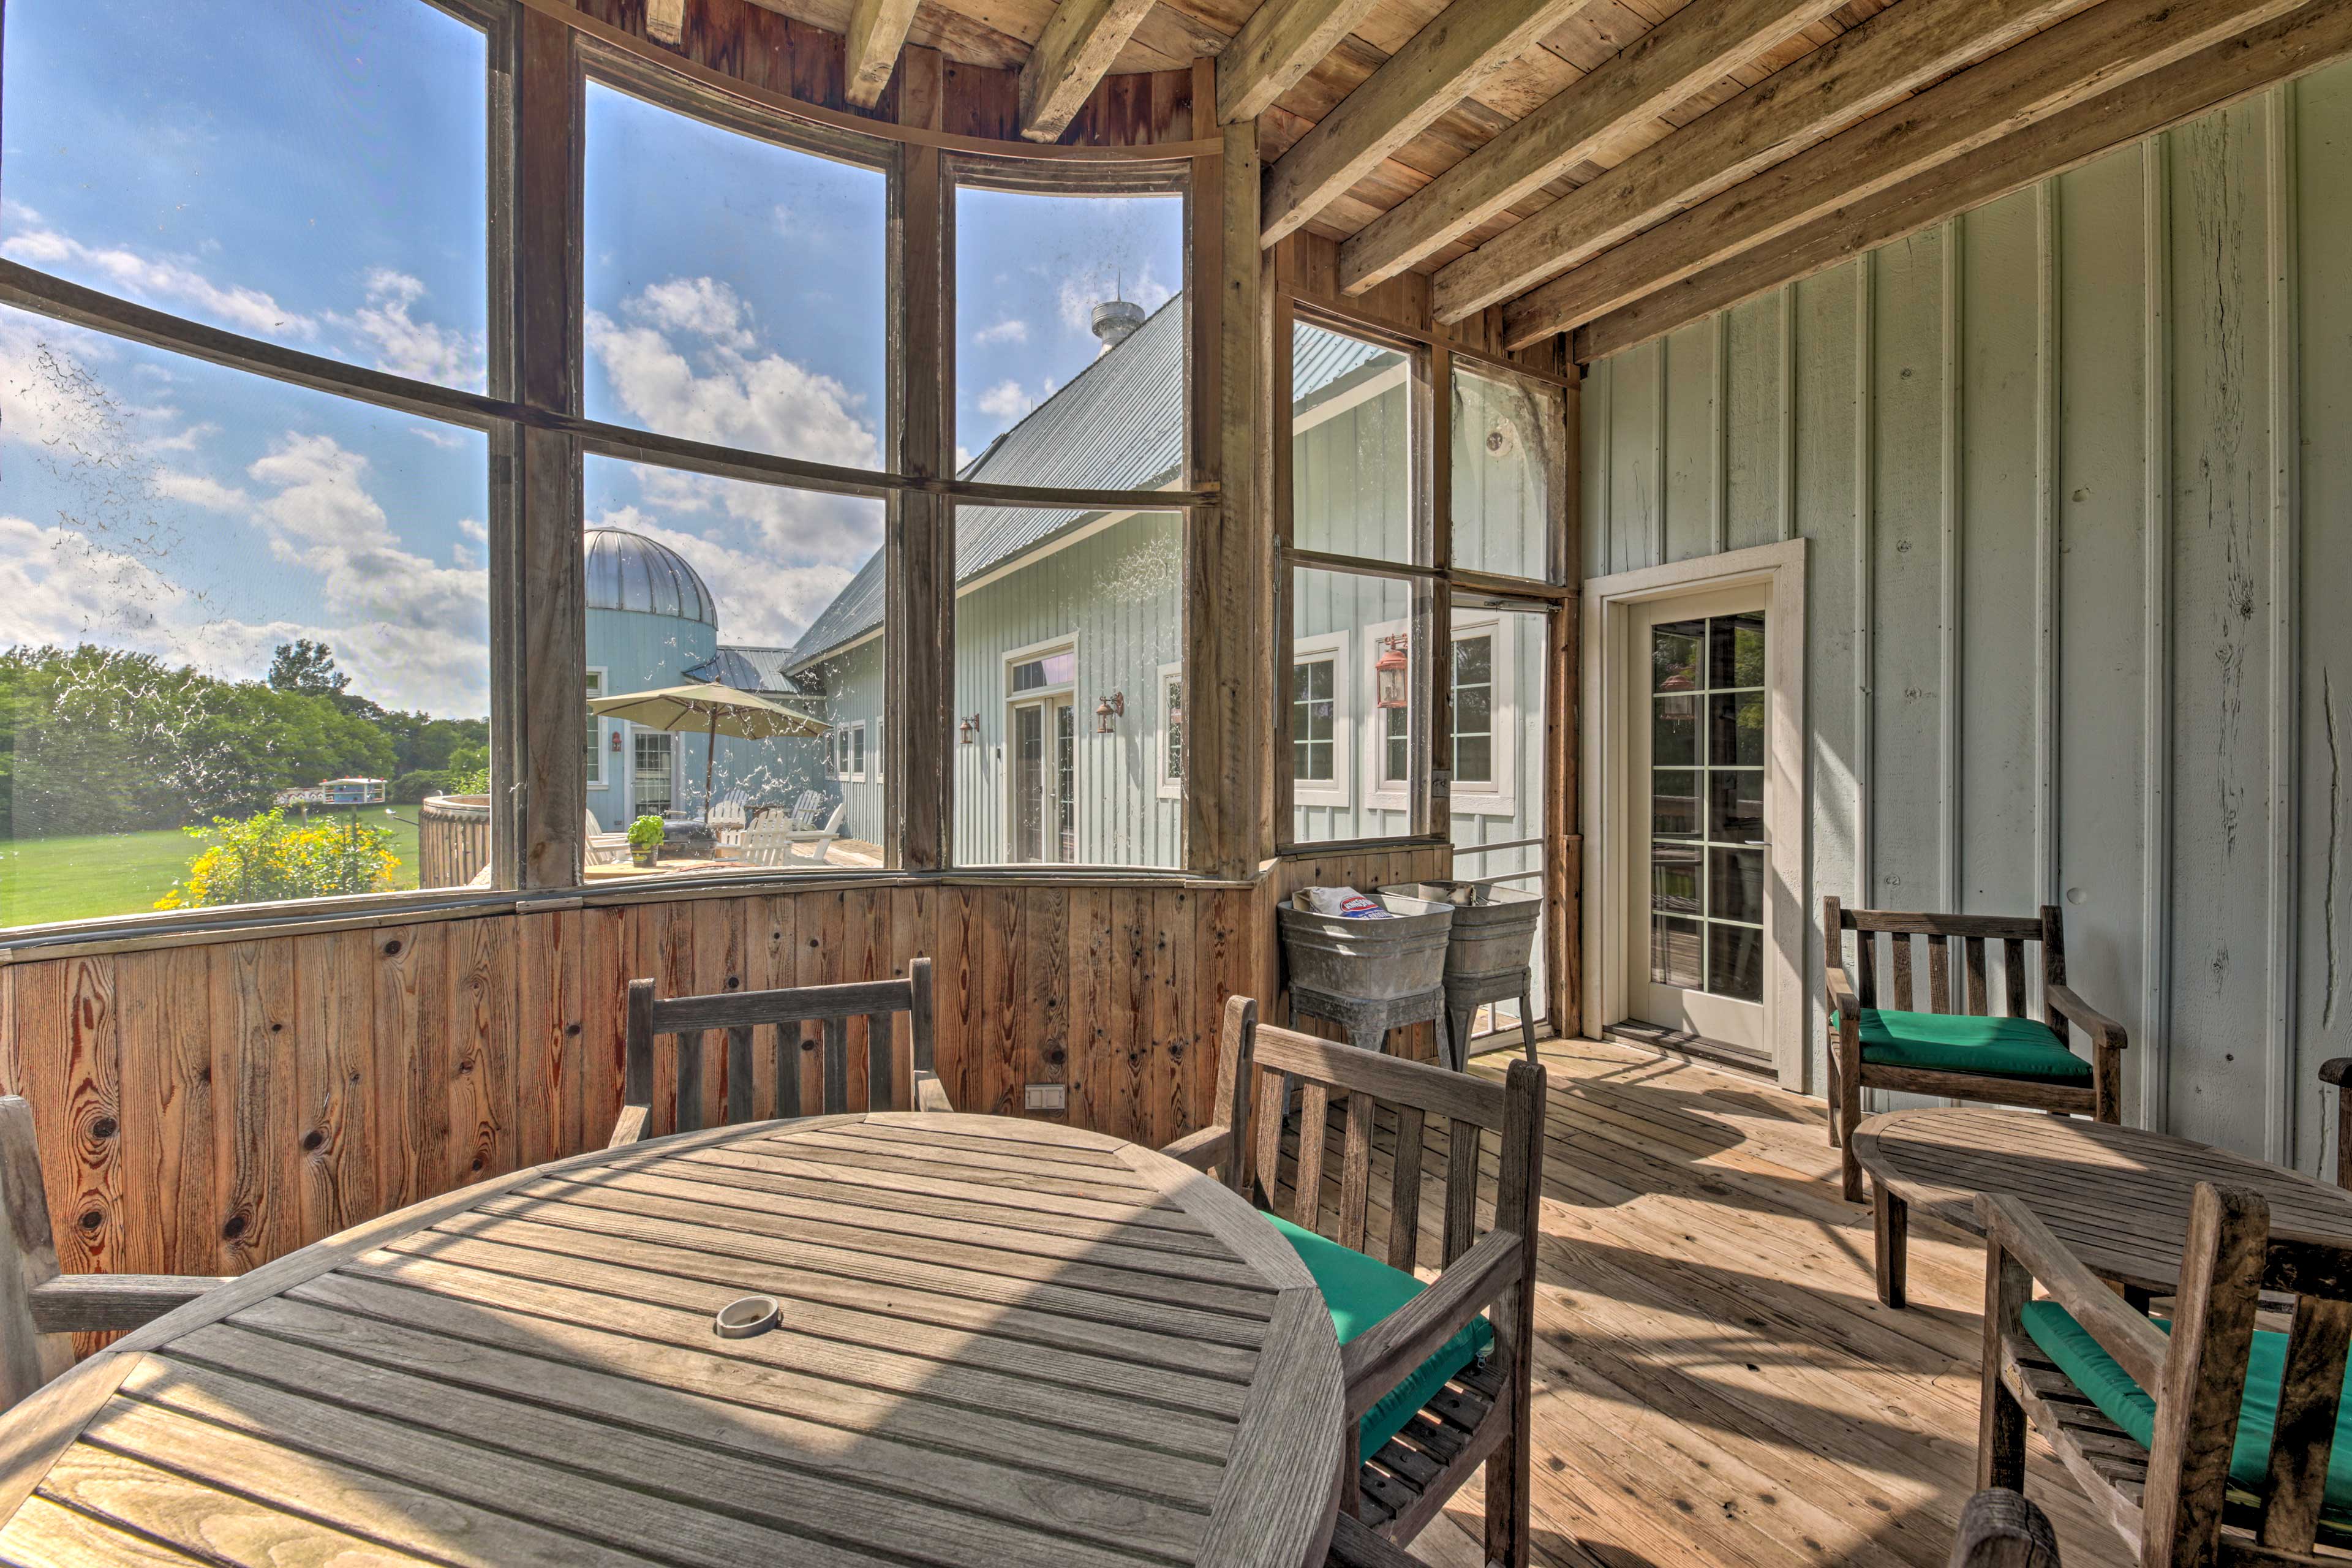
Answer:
[[1091, 299, 1146, 350]]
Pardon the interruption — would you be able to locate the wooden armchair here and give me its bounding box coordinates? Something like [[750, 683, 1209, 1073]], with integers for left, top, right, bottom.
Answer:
[[1165, 997, 1547, 1568], [1951, 1491, 2060, 1567], [610, 957, 945, 1145], [1978, 1180, 2352, 1564], [1825, 897, 2127, 1201], [0, 1098, 230, 1411]]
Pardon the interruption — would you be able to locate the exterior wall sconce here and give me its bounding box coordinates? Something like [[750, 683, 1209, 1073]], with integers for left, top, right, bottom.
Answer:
[[959, 714, 981, 745], [1375, 634, 1411, 710], [1093, 693, 1125, 734]]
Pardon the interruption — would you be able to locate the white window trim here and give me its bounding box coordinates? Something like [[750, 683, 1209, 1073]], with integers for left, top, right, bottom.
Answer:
[[585, 666, 608, 790], [1290, 630, 1351, 809], [835, 720, 868, 783], [1156, 660, 1184, 800], [1357, 615, 1515, 816]]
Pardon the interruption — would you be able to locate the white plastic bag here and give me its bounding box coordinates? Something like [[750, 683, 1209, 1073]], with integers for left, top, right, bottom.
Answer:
[[1303, 886, 1396, 919]]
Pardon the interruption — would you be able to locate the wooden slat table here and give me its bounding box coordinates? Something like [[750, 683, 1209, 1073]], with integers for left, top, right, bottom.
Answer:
[[1852, 1105, 2352, 1308], [0, 1112, 1346, 1568]]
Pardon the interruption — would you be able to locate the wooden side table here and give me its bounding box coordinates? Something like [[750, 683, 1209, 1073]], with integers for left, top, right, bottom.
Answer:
[[1850, 1105, 2352, 1309]]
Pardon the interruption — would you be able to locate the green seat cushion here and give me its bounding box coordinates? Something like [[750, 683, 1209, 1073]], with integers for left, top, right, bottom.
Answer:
[[1831, 1007, 2090, 1084], [1268, 1214, 1493, 1463], [2022, 1302, 2352, 1528]]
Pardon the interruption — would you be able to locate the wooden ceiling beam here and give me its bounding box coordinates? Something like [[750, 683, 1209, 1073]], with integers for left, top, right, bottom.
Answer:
[[1259, 0, 1603, 247], [1336, 0, 1850, 295], [1570, 0, 2352, 361], [1218, 0, 1390, 125], [1429, 0, 2102, 325], [1019, 0, 1163, 141], [1501, 0, 2310, 346], [844, 0, 922, 107]]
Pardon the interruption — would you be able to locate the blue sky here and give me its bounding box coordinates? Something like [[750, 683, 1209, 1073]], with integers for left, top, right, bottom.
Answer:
[[0, 0, 1184, 716]]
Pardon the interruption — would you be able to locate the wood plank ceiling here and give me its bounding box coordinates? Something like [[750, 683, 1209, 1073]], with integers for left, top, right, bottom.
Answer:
[[745, 0, 2352, 360]]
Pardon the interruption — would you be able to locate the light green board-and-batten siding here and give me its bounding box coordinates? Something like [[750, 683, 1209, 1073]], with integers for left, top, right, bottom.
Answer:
[[1580, 70, 2352, 1175]]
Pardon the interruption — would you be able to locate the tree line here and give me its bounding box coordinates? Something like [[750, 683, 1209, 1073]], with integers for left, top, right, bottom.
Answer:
[[0, 638, 488, 839]]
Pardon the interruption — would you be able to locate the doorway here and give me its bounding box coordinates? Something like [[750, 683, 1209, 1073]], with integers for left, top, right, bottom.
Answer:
[[1630, 593, 1768, 1055], [1011, 694, 1076, 863], [631, 729, 675, 820], [1581, 541, 1807, 1087]]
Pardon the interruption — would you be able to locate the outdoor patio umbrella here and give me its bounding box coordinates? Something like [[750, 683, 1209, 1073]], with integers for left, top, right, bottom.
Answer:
[[588, 681, 830, 825]]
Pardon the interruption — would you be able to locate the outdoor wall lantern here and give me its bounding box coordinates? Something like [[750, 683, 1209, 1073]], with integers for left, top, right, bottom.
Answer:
[[1093, 693, 1125, 734], [959, 714, 981, 745], [1375, 634, 1411, 710]]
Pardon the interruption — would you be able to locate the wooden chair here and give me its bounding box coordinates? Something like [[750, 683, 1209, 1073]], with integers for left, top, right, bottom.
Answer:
[[1951, 1491, 2060, 1567], [1978, 1180, 2352, 1565], [1164, 997, 1547, 1568], [1825, 897, 2128, 1202], [0, 1098, 230, 1411], [609, 958, 947, 1147]]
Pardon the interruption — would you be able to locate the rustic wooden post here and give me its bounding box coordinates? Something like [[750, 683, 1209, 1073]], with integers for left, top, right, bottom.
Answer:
[[0, 1099, 74, 1410], [1483, 1058, 1545, 1568]]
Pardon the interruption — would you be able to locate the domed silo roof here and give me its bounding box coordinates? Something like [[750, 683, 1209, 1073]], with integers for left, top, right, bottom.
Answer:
[[583, 527, 717, 627]]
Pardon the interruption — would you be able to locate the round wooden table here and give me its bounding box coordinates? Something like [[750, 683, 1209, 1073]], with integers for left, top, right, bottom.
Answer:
[[0, 1112, 1346, 1567], [1852, 1105, 2352, 1308]]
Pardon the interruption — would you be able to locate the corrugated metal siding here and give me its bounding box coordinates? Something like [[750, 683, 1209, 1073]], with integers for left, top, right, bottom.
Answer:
[[1580, 72, 2352, 1174]]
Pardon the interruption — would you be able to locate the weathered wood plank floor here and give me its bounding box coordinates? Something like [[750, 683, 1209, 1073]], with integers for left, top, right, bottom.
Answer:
[[1321, 1035, 2133, 1568]]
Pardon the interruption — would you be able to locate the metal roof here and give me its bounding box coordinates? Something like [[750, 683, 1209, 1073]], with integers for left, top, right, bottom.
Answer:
[[686, 646, 811, 696], [584, 527, 718, 627], [787, 297, 1390, 670]]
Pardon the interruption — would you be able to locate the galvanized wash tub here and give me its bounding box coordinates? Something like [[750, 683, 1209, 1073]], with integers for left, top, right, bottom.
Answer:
[[1277, 891, 1454, 1001], [1382, 881, 1542, 981]]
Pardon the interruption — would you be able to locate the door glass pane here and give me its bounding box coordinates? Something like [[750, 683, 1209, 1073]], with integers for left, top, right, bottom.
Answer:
[[1651, 916, 1702, 988], [1653, 772, 1700, 838], [1651, 621, 1702, 692], [1056, 701, 1077, 862], [1708, 922, 1764, 1001], [1653, 693, 1698, 767], [1709, 612, 1765, 688], [1708, 771, 1764, 843], [1652, 842, 1702, 916], [1013, 706, 1044, 862], [1709, 692, 1763, 767], [633, 733, 674, 818], [1709, 846, 1764, 924]]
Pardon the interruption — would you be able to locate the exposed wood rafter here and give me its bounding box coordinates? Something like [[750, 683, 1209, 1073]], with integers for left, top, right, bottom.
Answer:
[[1337, 0, 1851, 295], [1218, 0, 1389, 125], [1570, 0, 2352, 360], [845, 0, 922, 107], [1259, 0, 1602, 247], [1019, 0, 1162, 141], [1504, 0, 2312, 346], [1430, 0, 2101, 324]]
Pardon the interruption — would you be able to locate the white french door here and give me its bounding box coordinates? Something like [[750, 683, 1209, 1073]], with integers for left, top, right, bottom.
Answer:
[[1627, 588, 1770, 1055], [1010, 695, 1076, 863]]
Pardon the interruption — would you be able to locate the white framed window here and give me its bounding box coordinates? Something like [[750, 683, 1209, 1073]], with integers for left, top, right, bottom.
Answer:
[[1157, 661, 1184, 799], [1359, 614, 1515, 815], [834, 720, 867, 783], [584, 667, 607, 790], [1291, 630, 1350, 809]]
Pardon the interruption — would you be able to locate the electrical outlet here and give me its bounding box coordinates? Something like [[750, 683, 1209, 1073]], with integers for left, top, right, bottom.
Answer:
[[1024, 1084, 1068, 1112]]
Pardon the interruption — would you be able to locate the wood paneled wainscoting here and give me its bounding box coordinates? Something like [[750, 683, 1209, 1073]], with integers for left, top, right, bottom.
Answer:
[[0, 844, 1447, 1349]]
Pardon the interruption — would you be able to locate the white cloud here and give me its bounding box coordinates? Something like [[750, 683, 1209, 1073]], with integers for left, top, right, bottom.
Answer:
[[333, 268, 482, 387], [1, 228, 314, 339], [973, 317, 1028, 345], [586, 279, 884, 571], [976, 379, 1034, 421], [153, 472, 249, 512], [458, 517, 488, 542]]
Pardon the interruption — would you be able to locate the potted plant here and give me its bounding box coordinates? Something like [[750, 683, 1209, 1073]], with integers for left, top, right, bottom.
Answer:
[[627, 814, 666, 868]]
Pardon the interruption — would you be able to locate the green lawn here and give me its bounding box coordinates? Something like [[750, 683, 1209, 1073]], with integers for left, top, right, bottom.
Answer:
[[0, 813, 425, 929]]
